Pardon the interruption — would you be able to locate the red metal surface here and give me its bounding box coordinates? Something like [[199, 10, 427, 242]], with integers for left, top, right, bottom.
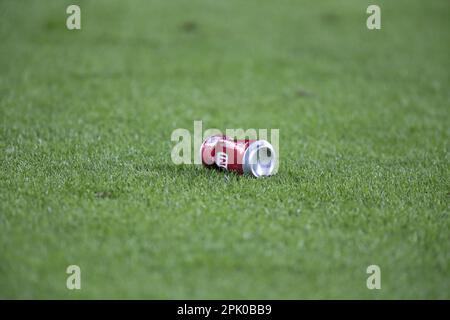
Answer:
[[201, 135, 254, 174]]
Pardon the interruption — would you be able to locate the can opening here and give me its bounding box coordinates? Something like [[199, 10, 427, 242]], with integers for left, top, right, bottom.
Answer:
[[244, 141, 276, 177], [258, 147, 272, 164]]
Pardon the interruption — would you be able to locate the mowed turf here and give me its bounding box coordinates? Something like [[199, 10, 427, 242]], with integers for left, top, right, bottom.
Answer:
[[0, 0, 449, 299]]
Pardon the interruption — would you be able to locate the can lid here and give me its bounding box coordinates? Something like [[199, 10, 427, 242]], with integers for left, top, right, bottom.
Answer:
[[243, 140, 276, 177]]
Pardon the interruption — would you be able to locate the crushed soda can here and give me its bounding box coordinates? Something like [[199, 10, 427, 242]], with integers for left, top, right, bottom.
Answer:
[[200, 135, 277, 177]]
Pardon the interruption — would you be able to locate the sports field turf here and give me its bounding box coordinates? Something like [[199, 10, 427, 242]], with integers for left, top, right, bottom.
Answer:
[[0, 0, 449, 299]]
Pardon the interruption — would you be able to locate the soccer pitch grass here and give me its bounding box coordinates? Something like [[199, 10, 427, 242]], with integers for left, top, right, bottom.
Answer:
[[0, 0, 449, 299]]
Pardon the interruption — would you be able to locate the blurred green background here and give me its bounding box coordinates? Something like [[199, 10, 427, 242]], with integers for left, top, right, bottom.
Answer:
[[0, 0, 449, 298]]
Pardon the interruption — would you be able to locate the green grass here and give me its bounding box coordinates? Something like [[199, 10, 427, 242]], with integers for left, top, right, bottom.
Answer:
[[0, 0, 449, 299]]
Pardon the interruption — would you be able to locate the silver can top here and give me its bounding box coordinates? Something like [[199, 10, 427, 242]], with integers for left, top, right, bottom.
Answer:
[[243, 140, 277, 177]]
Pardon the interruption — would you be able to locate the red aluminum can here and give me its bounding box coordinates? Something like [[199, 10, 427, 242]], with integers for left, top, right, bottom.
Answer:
[[200, 135, 277, 177]]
